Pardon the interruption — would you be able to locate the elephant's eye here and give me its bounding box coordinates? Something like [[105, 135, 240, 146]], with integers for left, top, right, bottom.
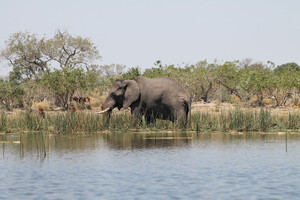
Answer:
[[110, 93, 116, 97]]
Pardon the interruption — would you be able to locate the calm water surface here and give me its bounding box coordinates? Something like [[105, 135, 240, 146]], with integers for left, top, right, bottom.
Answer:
[[1, 132, 300, 200]]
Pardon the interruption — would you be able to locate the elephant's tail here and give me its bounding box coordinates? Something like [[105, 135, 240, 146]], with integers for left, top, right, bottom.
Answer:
[[189, 98, 192, 126]]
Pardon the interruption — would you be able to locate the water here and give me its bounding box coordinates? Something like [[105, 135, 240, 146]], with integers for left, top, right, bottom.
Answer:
[[1, 132, 300, 200]]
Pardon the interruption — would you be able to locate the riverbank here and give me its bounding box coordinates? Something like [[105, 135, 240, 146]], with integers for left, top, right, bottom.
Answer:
[[0, 103, 299, 134]]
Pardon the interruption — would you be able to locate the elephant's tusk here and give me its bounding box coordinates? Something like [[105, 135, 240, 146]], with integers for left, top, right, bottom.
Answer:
[[96, 108, 110, 114]]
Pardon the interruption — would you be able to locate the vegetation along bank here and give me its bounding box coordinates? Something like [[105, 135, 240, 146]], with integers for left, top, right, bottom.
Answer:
[[0, 30, 299, 134]]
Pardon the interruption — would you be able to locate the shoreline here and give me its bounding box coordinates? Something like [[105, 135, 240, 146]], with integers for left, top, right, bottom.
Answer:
[[0, 105, 299, 135]]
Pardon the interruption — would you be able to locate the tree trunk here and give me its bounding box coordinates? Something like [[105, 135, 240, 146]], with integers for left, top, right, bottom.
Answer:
[[257, 93, 264, 107], [216, 80, 242, 100], [201, 82, 213, 102]]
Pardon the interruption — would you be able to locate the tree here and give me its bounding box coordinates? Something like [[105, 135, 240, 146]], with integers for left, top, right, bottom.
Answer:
[[0, 79, 25, 110], [95, 64, 126, 94], [270, 62, 300, 106], [42, 68, 95, 109], [275, 62, 300, 72], [193, 61, 216, 102], [171, 61, 216, 102], [0, 30, 101, 109], [1, 32, 48, 80], [267, 69, 300, 106], [214, 61, 242, 100], [20, 79, 51, 109], [121, 67, 141, 80], [9, 65, 24, 83], [1, 30, 100, 80], [41, 30, 100, 70], [239, 63, 272, 106], [143, 60, 172, 78]]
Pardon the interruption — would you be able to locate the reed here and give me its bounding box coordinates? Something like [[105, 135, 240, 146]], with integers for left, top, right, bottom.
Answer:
[[288, 112, 300, 130], [0, 108, 299, 134], [0, 112, 7, 132], [190, 108, 298, 132]]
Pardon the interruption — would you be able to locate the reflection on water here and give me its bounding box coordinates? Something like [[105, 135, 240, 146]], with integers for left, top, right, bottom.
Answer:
[[1, 132, 296, 157], [104, 132, 193, 150], [1, 132, 300, 200]]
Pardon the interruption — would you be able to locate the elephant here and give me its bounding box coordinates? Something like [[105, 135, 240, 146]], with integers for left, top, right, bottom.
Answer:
[[98, 76, 191, 125]]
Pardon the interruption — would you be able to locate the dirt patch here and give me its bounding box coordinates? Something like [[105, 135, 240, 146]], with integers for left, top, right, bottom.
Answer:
[[191, 101, 300, 116]]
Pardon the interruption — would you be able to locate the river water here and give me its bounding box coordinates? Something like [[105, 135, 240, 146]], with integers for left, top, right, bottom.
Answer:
[[1, 132, 300, 200]]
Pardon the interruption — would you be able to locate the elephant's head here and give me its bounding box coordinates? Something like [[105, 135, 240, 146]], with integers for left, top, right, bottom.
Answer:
[[99, 79, 140, 114]]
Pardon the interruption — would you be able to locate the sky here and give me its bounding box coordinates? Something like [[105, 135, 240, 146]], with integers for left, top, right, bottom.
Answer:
[[1, 0, 300, 76]]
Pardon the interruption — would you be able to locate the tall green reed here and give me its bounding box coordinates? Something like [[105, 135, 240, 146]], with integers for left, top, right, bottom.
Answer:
[[0, 108, 299, 134], [0, 112, 7, 132]]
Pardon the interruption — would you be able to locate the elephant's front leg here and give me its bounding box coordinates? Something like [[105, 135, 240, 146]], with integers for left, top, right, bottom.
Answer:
[[175, 107, 188, 127], [131, 106, 143, 126]]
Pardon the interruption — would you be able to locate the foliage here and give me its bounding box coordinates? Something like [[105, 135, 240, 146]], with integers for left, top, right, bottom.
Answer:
[[41, 30, 100, 70], [239, 63, 272, 105], [1, 30, 300, 110], [121, 67, 141, 80], [143, 60, 172, 78], [0, 32, 46, 80], [0, 30, 100, 80], [95, 64, 126, 94], [0, 79, 25, 110], [41, 68, 95, 109], [0, 30, 101, 110], [20, 79, 50, 109], [267, 69, 300, 106], [214, 61, 242, 100], [189, 61, 216, 102], [170, 61, 216, 102], [275, 62, 300, 72]]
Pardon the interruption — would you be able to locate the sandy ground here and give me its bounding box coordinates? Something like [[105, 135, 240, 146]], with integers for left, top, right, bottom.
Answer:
[[192, 101, 299, 114]]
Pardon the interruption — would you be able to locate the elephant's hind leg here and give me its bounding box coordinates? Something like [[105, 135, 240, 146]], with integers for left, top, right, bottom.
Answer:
[[145, 112, 156, 124]]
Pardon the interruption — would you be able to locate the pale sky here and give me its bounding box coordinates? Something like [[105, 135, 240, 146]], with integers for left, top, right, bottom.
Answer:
[[1, 0, 300, 76]]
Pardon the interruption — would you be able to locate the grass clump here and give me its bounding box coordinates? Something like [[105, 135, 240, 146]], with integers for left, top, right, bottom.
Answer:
[[0, 112, 7, 132], [190, 108, 298, 132]]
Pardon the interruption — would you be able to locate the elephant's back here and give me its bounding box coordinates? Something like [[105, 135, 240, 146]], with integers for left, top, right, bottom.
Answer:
[[135, 76, 188, 93], [156, 77, 190, 96], [136, 76, 190, 103]]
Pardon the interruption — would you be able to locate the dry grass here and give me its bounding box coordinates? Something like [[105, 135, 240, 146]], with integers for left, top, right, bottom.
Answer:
[[191, 101, 300, 115], [89, 97, 103, 108], [32, 100, 54, 111]]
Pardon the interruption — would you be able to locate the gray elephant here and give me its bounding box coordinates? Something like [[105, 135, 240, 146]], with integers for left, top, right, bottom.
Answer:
[[99, 76, 191, 125]]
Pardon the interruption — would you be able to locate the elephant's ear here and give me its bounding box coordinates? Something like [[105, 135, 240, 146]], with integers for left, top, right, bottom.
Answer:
[[122, 80, 140, 109]]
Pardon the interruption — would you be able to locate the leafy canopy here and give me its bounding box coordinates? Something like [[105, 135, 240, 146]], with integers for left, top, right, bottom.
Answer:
[[1, 30, 100, 80]]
